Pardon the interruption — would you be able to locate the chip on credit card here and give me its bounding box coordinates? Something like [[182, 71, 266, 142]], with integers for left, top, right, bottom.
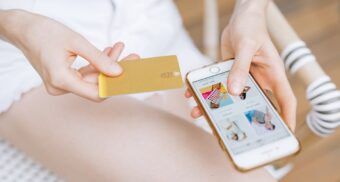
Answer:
[[98, 55, 183, 98]]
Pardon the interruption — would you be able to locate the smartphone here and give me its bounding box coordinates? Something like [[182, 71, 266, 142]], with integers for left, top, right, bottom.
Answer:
[[186, 60, 300, 171]]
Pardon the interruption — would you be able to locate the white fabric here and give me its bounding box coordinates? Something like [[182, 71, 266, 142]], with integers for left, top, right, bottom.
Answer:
[[0, 139, 63, 182], [0, 0, 212, 181], [0, 0, 211, 113]]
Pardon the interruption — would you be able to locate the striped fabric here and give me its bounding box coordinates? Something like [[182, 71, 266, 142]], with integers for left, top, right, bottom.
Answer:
[[281, 41, 340, 137], [281, 41, 316, 74]]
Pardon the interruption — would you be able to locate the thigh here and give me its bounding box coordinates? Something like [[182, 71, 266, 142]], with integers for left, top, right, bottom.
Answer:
[[0, 87, 274, 182]]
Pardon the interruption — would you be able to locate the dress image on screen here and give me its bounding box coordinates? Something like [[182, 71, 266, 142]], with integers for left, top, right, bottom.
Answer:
[[200, 82, 233, 109], [244, 106, 277, 135]]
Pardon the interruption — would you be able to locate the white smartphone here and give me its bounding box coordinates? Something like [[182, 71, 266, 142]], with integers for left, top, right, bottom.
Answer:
[[186, 60, 300, 171]]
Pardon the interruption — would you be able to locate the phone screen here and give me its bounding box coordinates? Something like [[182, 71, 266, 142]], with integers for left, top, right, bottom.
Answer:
[[192, 71, 290, 155]]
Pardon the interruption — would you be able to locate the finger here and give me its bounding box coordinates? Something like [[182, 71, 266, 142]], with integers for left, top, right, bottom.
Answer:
[[107, 42, 125, 61], [72, 37, 122, 76], [262, 88, 281, 112], [78, 64, 97, 75], [221, 30, 234, 60], [45, 83, 68, 96], [184, 88, 193, 98], [122, 53, 140, 61], [191, 106, 203, 118], [67, 79, 102, 101], [227, 39, 257, 95], [78, 47, 113, 79], [78, 47, 113, 84], [63, 70, 103, 101], [82, 71, 99, 84], [272, 77, 297, 131], [263, 43, 296, 131], [78, 65, 100, 84], [103, 47, 113, 55]]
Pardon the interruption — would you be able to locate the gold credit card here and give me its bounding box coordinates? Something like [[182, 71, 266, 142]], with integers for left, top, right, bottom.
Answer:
[[98, 55, 183, 98]]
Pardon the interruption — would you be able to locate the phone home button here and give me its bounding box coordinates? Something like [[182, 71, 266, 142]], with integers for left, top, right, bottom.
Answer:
[[210, 67, 220, 73]]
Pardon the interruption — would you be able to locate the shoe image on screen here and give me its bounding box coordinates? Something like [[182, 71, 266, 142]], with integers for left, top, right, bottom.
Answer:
[[239, 86, 251, 100], [222, 120, 247, 141], [200, 82, 233, 109]]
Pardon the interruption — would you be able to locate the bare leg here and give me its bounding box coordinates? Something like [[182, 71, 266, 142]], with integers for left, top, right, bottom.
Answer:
[[144, 88, 194, 122], [0, 87, 274, 182]]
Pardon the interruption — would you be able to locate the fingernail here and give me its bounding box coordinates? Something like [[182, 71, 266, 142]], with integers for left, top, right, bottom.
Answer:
[[230, 80, 243, 95], [111, 64, 123, 75]]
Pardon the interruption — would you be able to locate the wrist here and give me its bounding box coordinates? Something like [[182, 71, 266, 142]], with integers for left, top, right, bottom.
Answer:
[[235, 0, 270, 15], [0, 9, 33, 47], [237, 0, 270, 7]]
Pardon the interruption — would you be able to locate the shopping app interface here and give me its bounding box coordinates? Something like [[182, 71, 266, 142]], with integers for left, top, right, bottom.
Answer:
[[193, 71, 290, 155]]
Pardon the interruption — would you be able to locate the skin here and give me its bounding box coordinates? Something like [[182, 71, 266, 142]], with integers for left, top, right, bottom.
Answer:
[[0, 13, 275, 179], [253, 118, 260, 125], [186, 0, 297, 131], [0, 86, 275, 182], [0, 0, 287, 180], [0, 9, 138, 101]]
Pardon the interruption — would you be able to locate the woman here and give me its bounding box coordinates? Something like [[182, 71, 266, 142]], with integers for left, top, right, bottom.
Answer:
[[0, 0, 296, 181]]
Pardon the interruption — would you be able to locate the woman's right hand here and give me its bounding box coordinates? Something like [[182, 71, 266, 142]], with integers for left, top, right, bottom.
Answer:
[[1, 10, 138, 101], [184, 0, 297, 131]]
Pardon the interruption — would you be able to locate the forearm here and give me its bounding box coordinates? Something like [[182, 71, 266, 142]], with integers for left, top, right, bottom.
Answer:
[[0, 10, 18, 42], [0, 10, 9, 40]]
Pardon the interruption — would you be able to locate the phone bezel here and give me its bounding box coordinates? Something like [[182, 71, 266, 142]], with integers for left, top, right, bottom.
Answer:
[[186, 60, 300, 171]]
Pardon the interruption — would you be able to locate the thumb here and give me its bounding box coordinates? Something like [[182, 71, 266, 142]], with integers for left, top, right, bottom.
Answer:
[[72, 36, 123, 76], [227, 40, 257, 95]]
